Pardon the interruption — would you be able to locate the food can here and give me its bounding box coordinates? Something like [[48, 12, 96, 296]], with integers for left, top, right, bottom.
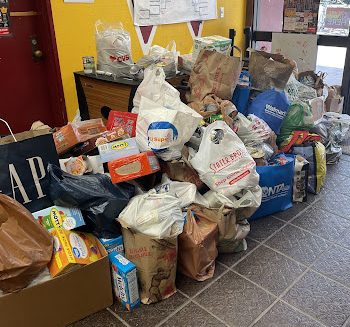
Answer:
[[82, 56, 95, 74]]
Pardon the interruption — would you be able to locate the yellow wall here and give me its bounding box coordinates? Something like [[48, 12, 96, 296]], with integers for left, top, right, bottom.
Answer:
[[51, 0, 246, 121]]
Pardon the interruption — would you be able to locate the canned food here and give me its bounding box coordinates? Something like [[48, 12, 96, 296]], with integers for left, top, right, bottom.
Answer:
[[82, 56, 95, 74]]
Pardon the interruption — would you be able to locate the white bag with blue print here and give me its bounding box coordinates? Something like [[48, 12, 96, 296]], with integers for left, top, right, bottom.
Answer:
[[136, 96, 202, 161]]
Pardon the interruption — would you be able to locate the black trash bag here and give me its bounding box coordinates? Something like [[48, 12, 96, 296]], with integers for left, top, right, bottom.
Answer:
[[48, 164, 135, 238]]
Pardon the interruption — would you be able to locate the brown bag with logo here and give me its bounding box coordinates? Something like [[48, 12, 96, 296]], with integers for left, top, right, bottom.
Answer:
[[122, 228, 177, 304], [178, 208, 218, 281], [249, 51, 294, 91], [187, 49, 242, 102], [0, 194, 53, 293]]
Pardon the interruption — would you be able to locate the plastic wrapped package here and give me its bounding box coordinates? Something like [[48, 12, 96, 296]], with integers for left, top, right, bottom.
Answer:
[[48, 164, 135, 239], [285, 74, 317, 103], [190, 121, 260, 197], [0, 195, 53, 293], [95, 20, 133, 78], [118, 192, 185, 239]]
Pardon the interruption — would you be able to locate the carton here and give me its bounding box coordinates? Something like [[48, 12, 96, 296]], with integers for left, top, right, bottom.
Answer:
[[108, 151, 160, 184], [98, 137, 140, 163], [32, 205, 85, 231], [53, 124, 79, 155], [49, 229, 103, 277], [108, 252, 140, 311], [193, 35, 232, 61], [107, 111, 138, 137], [72, 118, 107, 143], [0, 241, 113, 327], [99, 235, 125, 255]]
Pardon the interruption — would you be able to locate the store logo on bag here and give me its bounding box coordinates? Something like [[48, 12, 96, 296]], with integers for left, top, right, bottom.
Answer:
[[147, 122, 178, 150], [265, 104, 287, 120], [262, 183, 290, 202], [209, 149, 245, 173], [109, 54, 130, 62]]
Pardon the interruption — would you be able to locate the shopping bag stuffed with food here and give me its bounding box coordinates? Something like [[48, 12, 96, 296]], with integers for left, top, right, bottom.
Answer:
[[190, 121, 259, 197]]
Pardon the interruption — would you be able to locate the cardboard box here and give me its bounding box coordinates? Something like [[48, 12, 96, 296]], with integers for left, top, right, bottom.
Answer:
[[107, 111, 138, 137], [109, 252, 140, 311], [49, 229, 103, 277], [72, 118, 107, 143], [32, 206, 85, 231], [98, 137, 139, 163], [108, 151, 160, 184], [0, 242, 113, 327], [193, 35, 232, 61], [99, 236, 125, 255], [53, 124, 79, 155]]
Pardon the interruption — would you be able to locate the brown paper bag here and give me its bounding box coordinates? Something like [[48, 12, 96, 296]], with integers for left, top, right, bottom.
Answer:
[[122, 228, 177, 304], [187, 49, 242, 102], [249, 51, 294, 91], [325, 86, 344, 113], [189, 204, 250, 254], [0, 194, 53, 293], [178, 209, 218, 281]]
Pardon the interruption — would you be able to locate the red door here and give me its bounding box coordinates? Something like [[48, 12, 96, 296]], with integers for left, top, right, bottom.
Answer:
[[0, 0, 66, 134]]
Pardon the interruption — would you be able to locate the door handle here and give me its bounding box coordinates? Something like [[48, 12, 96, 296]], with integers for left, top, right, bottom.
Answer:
[[30, 36, 43, 61]]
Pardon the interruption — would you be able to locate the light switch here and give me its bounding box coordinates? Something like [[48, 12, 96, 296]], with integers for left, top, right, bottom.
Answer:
[[220, 7, 224, 18]]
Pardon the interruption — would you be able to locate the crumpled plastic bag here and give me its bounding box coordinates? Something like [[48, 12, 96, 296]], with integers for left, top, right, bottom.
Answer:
[[118, 191, 185, 239], [95, 20, 133, 78], [285, 74, 317, 103], [48, 164, 135, 239], [190, 121, 259, 196], [0, 195, 53, 293], [136, 96, 202, 161]]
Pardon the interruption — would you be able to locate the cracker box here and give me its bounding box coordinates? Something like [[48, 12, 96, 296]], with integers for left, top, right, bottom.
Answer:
[[108, 151, 160, 184], [49, 229, 103, 277], [99, 236, 124, 255], [108, 252, 140, 311], [107, 111, 138, 137], [98, 137, 139, 163], [193, 35, 232, 61], [72, 118, 107, 143], [53, 124, 79, 155], [32, 206, 85, 231]]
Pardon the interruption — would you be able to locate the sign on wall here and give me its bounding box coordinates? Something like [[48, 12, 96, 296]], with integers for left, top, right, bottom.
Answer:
[[283, 0, 320, 33], [133, 0, 217, 26], [324, 7, 350, 30], [0, 0, 10, 36]]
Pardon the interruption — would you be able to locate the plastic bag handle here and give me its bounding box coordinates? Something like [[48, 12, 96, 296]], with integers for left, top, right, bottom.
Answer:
[[0, 118, 17, 142], [95, 20, 124, 34]]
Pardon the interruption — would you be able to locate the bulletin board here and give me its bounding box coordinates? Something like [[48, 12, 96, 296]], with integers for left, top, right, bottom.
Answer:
[[283, 0, 320, 33], [0, 0, 10, 36]]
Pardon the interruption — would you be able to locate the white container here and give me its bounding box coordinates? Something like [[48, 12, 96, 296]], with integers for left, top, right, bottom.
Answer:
[[98, 137, 139, 163]]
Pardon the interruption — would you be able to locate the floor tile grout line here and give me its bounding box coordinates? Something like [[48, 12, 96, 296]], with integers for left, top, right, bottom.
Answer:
[[106, 308, 132, 327], [246, 298, 280, 327], [155, 298, 192, 327], [189, 297, 235, 327], [342, 314, 350, 327]]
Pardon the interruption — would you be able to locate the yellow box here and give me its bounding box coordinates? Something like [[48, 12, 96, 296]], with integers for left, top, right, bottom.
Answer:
[[49, 229, 103, 277]]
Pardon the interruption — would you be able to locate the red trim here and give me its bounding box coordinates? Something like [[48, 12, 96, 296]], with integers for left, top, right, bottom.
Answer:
[[36, 0, 67, 126]]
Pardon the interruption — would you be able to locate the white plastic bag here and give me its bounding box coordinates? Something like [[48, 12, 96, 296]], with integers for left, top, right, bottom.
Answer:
[[136, 96, 202, 161], [190, 121, 259, 196], [118, 192, 184, 239], [95, 20, 133, 78], [133, 66, 180, 113], [154, 175, 209, 208]]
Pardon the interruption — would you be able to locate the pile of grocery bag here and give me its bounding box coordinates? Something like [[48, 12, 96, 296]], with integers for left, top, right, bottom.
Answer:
[[1, 38, 350, 317]]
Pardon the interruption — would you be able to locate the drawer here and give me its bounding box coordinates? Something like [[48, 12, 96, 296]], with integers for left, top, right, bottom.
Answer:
[[80, 76, 132, 121]]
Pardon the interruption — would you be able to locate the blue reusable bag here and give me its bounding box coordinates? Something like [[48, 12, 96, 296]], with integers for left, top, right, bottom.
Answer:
[[232, 71, 251, 116], [250, 154, 295, 221], [247, 89, 289, 134]]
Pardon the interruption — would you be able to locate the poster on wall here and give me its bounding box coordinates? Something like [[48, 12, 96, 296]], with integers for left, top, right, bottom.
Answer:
[[324, 7, 350, 30], [272, 33, 318, 72], [133, 0, 217, 26], [283, 0, 320, 33], [0, 0, 10, 36]]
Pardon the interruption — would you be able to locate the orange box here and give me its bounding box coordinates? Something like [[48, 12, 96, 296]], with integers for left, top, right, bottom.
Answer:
[[53, 124, 79, 155], [72, 118, 107, 143], [108, 151, 160, 184], [49, 229, 103, 277]]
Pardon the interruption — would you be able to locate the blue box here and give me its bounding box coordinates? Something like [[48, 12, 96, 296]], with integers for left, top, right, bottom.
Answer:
[[108, 252, 140, 311], [99, 236, 124, 255]]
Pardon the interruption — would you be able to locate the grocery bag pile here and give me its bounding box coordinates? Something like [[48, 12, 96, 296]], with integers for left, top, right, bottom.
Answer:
[[1, 34, 350, 318]]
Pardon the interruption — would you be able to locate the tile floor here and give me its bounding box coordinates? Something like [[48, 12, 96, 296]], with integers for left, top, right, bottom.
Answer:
[[72, 156, 350, 327]]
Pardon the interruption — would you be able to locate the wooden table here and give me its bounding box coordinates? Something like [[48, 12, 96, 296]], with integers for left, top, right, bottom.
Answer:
[[74, 71, 189, 122]]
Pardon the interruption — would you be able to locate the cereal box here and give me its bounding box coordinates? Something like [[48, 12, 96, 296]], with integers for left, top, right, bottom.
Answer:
[[32, 206, 85, 231], [99, 236, 124, 255], [109, 252, 140, 311], [49, 229, 103, 277]]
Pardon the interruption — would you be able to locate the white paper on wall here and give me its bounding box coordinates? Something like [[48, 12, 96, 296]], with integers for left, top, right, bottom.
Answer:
[[133, 0, 217, 26]]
